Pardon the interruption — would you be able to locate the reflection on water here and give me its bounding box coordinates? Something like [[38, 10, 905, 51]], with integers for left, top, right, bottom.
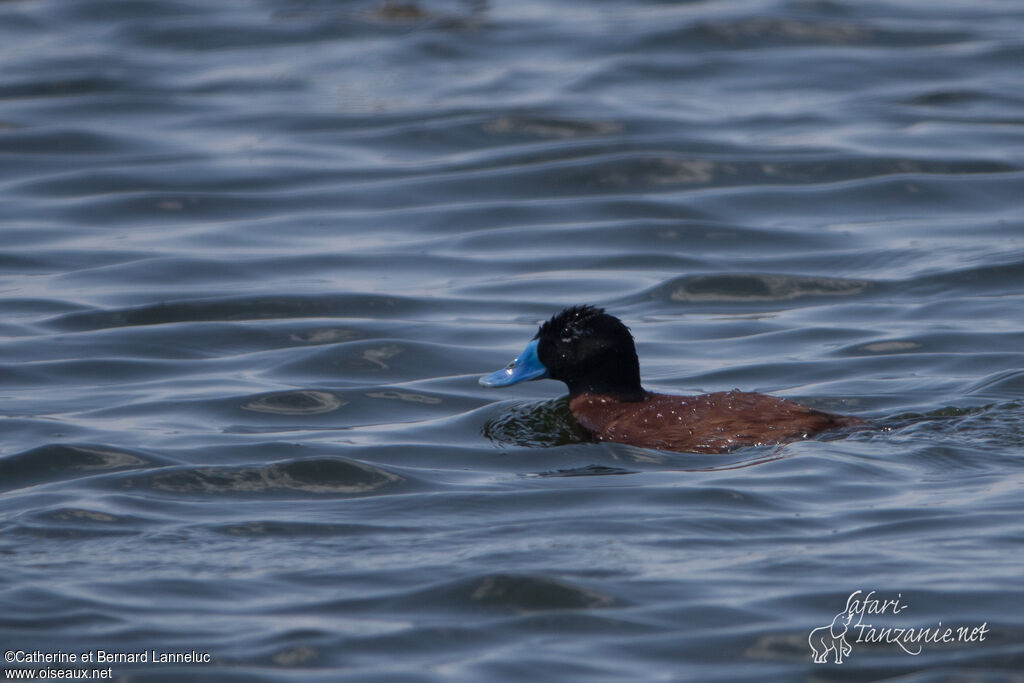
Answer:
[[133, 457, 404, 496], [243, 390, 346, 414], [482, 397, 591, 449], [664, 273, 872, 303]]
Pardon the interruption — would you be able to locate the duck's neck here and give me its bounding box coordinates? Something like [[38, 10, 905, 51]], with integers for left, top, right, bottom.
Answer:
[[565, 374, 646, 403], [556, 340, 646, 402]]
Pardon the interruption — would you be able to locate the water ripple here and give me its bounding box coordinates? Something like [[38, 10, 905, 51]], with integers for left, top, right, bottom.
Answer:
[[2, 0, 1023, 679], [118, 457, 406, 497]]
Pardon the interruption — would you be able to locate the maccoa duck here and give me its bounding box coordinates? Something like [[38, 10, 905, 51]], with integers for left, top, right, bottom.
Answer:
[[479, 305, 863, 453]]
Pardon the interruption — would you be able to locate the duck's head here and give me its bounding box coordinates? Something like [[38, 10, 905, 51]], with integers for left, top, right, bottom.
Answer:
[[479, 305, 644, 401]]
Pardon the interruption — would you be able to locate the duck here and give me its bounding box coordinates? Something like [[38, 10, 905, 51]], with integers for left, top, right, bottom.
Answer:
[[479, 305, 863, 453]]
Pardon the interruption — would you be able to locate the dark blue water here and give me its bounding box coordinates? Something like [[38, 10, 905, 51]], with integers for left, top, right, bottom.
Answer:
[[2, 0, 1023, 680]]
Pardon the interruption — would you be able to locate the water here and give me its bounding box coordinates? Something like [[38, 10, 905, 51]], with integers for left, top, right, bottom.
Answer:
[[1, 0, 1023, 680]]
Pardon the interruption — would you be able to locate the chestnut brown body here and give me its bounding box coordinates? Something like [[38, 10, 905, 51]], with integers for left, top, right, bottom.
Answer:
[[571, 390, 862, 454]]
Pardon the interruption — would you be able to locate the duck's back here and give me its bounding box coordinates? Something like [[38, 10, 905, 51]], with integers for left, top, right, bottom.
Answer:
[[569, 389, 862, 454]]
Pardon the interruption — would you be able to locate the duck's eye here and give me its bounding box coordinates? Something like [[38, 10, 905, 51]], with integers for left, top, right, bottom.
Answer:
[[560, 328, 575, 343]]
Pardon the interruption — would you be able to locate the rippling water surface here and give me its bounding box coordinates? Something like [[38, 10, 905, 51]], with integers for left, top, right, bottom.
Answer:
[[2, 0, 1023, 680]]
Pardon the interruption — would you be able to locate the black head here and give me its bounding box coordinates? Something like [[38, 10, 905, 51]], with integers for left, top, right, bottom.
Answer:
[[534, 305, 644, 401]]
